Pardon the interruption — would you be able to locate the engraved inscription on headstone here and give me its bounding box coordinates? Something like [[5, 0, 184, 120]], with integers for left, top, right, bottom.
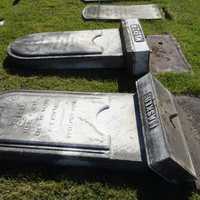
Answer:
[[131, 24, 145, 43], [0, 74, 198, 185], [0, 91, 141, 162], [8, 20, 190, 74], [83, 4, 163, 20], [0, 93, 111, 148], [136, 73, 196, 182], [8, 19, 150, 76]]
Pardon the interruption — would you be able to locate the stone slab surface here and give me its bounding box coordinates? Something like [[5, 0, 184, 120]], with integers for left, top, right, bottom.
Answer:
[[9, 30, 122, 57], [8, 29, 124, 69], [0, 90, 141, 163], [83, 4, 163, 20], [137, 74, 196, 183], [175, 96, 200, 189], [147, 34, 191, 73]]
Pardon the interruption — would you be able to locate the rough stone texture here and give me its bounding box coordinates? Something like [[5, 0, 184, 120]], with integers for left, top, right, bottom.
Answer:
[[147, 34, 191, 73], [175, 96, 200, 189]]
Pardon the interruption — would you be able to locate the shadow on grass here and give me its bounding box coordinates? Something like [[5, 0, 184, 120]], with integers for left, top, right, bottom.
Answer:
[[12, 0, 21, 6], [0, 160, 194, 200], [4, 57, 137, 93]]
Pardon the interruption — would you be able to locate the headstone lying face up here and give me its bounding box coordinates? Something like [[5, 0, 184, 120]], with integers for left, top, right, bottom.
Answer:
[[8, 19, 150, 77], [82, 4, 163, 20], [7, 19, 191, 74], [0, 73, 197, 185]]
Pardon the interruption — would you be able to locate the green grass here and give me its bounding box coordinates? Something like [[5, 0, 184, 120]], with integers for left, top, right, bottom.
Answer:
[[0, 0, 199, 199]]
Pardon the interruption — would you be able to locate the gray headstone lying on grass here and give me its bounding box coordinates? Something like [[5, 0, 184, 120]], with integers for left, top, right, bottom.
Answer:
[[0, 73, 197, 187], [8, 19, 150, 77], [7, 19, 191, 75], [82, 4, 163, 20]]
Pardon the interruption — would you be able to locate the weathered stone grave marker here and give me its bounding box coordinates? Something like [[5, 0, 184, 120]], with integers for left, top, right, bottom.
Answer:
[[7, 19, 191, 74], [8, 19, 150, 76], [0, 73, 197, 185], [82, 4, 163, 20]]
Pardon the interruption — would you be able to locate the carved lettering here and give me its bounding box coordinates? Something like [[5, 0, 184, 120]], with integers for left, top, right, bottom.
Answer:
[[143, 92, 159, 129], [130, 24, 145, 43]]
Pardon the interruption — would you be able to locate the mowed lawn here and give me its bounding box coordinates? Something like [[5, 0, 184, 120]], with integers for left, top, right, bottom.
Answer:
[[0, 0, 200, 199]]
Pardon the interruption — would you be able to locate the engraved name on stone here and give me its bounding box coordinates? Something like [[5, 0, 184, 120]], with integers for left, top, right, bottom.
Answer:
[[143, 92, 159, 130], [131, 24, 145, 43]]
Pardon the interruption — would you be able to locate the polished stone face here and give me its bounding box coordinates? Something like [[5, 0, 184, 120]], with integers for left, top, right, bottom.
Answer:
[[82, 4, 163, 20], [0, 91, 141, 162]]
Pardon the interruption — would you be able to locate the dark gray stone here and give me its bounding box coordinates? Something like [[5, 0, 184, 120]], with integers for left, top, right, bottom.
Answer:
[[136, 74, 196, 183], [147, 34, 191, 73], [82, 4, 163, 20], [0, 73, 197, 184]]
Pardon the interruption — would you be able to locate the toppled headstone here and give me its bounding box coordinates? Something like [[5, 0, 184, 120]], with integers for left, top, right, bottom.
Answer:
[[0, 73, 197, 185], [7, 19, 190, 75], [8, 19, 150, 76], [82, 4, 163, 20]]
